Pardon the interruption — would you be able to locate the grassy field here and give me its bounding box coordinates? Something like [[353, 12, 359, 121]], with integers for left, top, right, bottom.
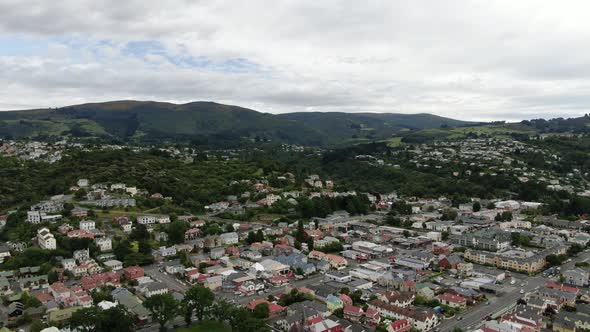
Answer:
[[176, 321, 231, 332], [400, 124, 537, 143], [445, 124, 535, 138], [383, 136, 403, 147]]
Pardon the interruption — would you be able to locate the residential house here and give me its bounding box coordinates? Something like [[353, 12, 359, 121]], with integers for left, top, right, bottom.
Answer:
[[219, 232, 239, 245], [387, 319, 412, 332], [111, 288, 151, 323], [37, 228, 56, 250], [562, 268, 589, 287], [203, 275, 223, 290], [185, 228, 201, 241], [123, 266, 144, 280], [437, 293, 467, 309], [79, 220, 96, 231], [246, 299, 287, 318], [95, 237, 112, 252], [103, 259, 123, 271], [71, 207, 89, 218], [139, 282, 168, 298], [73, 249, 90, 261]]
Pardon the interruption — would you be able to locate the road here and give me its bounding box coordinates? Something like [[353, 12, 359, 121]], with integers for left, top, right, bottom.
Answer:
[[437, 250, 590, 332]]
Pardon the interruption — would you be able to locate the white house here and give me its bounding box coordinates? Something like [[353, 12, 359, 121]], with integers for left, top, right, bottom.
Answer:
[[137, 215, 157, 224], [110, 183, 126, 190], [103, 259, 123, 271], [157, 215, 171, 224], [28, 211, 42, 224], [219, 232, 239, 245], [37, 228, 56, 250], [77, 179, 90, 187], [73, 249, 90, 261], [27, 211, 62, 224], [155, 246, 177, 257], [120, 220, 132, 233], [79, 220, 96, 232], [139, 282, 169, 298], [137, 215, 171, 225], [95, 237, 112, 252], [62, 258, 76, 270]]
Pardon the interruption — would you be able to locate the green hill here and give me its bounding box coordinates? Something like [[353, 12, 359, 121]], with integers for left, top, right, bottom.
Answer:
[[0, 100, 474, 146]]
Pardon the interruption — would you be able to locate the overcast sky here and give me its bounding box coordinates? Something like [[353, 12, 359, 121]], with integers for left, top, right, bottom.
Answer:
[[1, 1, 589, 121]]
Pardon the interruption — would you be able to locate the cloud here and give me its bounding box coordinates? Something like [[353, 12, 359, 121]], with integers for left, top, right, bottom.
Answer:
[[0, 1, 590, 121]]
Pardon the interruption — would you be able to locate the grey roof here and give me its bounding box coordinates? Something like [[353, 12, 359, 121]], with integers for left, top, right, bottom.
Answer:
[[111, 288, 150, 317]]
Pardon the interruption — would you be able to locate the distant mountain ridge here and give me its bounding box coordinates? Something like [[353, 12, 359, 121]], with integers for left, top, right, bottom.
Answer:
[[0, 100, 474, 146]]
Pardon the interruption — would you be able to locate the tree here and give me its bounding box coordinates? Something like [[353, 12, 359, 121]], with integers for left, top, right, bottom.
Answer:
[[441, 231, 449, 241], [167, 221, 189, 245], [295, 220, 306, 242], [472, 201, 481, 212], [253, 302, 270, 319], [114, 240, 133, 261], [144, 293, 179, 332], [392, 200, 412, 215], [48, 270, 59, 283], [441, 209, 458, 221], [307, 237, 314, 251], [69, 307, 100, 332], [255, 229, 265, 242], [21, 291, 42, 308], [130, 224, 150, 241], [69, 305, 135, 332], [138, 240, 152, 255], [568, 243, 584, 256], [99, 306, 136, 332], [210, 300, 236, 322], [29, 319, 46, 332], [182, 285, 215, 325], [245, 231, 257, 244]]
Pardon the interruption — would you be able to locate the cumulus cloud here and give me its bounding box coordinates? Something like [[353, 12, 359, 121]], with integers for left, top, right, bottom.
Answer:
[[1, 0, 590, 121]]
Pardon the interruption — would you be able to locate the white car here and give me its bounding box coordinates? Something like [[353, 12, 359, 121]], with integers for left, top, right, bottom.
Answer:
[[519, 289, 524, 294]]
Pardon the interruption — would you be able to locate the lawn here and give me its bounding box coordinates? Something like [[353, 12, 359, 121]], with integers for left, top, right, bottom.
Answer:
[[176, 321, 231, 332], [384, 136, 403, 147]]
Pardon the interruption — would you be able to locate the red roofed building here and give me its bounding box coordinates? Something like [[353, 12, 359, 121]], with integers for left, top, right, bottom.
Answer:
[[275, 237, 290, 246], [34, 291, 54, 304], [545, 282, 579, 295], [402, 280, 416, 292], [305, 229, 324, 240], [307, 318, 342, 332], [67, 229, 94, 239], [388, 319, 412, 332], [339, 294, 353, 306], [185, 228, 201, 241], [308, 250, 327, 260], [324, 254, 348, 269], [81, 272, 121, 291], [437, 293, 467, 309], [246, 299, 287, 318], [380, 291, 415, 308], [364, 307, 381, 326], [268, 274, 289, 286], [343, 304, 363, 322], [123, 266, 144, 280]]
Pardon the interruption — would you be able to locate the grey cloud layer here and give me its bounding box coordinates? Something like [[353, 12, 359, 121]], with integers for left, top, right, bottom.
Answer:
[[1, 1, 590, 120]]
